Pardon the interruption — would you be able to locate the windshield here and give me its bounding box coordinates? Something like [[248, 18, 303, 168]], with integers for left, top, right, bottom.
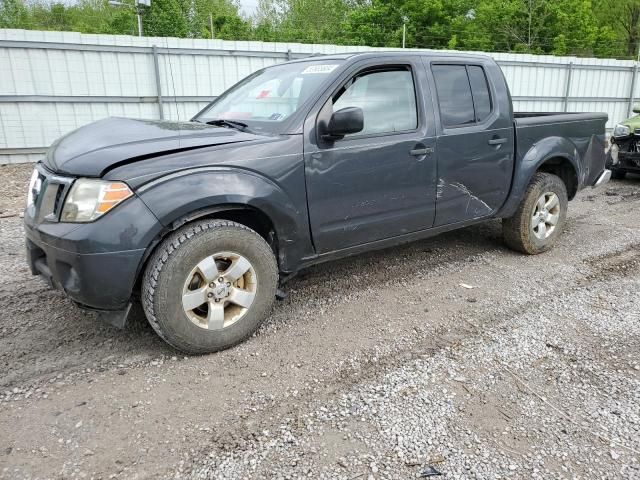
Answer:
[[194, 60, 343, 132]]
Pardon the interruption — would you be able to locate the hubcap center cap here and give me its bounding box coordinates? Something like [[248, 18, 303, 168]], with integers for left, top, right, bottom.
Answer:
[[210, 282, 229, 300]]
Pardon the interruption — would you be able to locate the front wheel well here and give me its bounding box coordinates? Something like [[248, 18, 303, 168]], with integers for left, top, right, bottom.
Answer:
[[133, 206, 279, 295], [536, 157, 578, 199], [196, 207, 277, 248]]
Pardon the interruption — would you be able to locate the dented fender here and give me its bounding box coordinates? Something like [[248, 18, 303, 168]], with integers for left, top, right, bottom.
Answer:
[[497, 136, 581, 218], [136, 167, 312, 272]]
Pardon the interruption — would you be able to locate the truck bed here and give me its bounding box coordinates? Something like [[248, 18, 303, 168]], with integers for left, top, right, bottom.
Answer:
[[513, 111, 608, 192]]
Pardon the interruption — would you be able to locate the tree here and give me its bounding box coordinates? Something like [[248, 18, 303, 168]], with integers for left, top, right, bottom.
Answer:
[[451, 0, 622, 57], [145, 0, 188, 37], [595, 0, 640, 57], [0, 0, 635, 58], [253, 0, 350, 43], [0, 0, 30, 28], [332, 0, 477, 48], [190, 0, 251, 39]]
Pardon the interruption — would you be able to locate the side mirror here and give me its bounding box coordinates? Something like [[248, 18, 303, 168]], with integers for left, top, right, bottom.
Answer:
[[324, 107, 364, 140], [633, 104, 640, 114]]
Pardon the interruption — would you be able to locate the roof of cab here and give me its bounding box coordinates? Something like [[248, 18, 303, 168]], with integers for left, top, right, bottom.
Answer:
[[285, 50, 494, 64]]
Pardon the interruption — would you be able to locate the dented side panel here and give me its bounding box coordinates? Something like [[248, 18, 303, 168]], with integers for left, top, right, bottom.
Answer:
[[428, 59, 516, 227], [434, 125, 515, 225]]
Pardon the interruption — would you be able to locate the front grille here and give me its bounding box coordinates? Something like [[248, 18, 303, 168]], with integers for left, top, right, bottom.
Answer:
[[52, 184, 65, 214], [33, 164, 74, 223], [618, 151, 640, 169]]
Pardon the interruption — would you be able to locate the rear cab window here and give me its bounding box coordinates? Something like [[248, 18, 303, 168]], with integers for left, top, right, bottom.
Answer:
[[467, 66, 492, 122], [431, 64, 493, 128]]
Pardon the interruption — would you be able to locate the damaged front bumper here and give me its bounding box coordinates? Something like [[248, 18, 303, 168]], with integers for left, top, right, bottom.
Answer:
[[25, 234, 140, 328], [608, 136, 640, 173], [23, 163, 163, 328]]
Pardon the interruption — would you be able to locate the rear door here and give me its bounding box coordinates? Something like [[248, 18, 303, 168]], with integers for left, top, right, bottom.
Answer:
[[427, 61, 515, 226], [303, 58, 438, 253]]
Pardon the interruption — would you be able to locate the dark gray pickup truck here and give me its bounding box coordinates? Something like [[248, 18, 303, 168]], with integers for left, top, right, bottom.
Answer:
[[25, 51, 610, 353]]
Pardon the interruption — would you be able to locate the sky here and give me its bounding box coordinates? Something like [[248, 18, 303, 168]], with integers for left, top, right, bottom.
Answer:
[[239, 0, 259, 16]]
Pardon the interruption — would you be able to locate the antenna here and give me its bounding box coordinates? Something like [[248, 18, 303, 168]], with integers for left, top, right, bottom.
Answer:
[[163, 36, 180, 140]]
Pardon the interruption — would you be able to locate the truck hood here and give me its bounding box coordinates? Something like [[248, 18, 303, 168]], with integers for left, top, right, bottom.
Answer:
[[44, 117, 264, 177]]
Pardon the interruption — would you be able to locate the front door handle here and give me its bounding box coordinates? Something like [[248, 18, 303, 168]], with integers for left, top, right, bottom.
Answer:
[[488, 137, 507, 145], [410, 147, 434, 156]]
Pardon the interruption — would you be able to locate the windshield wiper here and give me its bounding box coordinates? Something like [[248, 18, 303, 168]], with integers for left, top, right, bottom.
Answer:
[[205, 119, 249, 131]]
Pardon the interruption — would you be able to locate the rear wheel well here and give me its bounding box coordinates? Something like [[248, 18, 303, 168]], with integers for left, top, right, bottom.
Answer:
[[536, 157, 578, 199], [134, 206, 279, 295]]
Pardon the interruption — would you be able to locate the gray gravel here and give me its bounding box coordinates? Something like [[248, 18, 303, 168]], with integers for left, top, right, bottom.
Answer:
[[188, 252, 640, 480], [0, 164, 639, 479]]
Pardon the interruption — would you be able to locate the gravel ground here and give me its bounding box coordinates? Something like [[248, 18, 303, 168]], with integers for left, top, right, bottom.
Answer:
[[0, 163, 639, 479]]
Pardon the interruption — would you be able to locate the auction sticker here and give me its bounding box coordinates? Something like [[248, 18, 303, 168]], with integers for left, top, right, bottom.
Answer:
[[301, 64, 340, 74]]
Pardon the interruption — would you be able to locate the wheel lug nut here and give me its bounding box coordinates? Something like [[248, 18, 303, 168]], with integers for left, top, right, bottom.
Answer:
[[209, 282, 214, 288], [214, 298, 220, 302], [226, 282, 231, 287], [218, 277, 224, 283], [207, 292, 213, 298]]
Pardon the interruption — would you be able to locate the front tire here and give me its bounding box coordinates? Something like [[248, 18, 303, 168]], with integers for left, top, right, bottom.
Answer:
[[142, 220, 278, 354], [502, 172, 568, 255]]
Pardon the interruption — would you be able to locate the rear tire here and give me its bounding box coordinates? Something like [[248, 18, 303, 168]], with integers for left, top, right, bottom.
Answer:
[[142, 219, 278, 354], [611, 169, 626, 180], [502, 172, 568, 255]]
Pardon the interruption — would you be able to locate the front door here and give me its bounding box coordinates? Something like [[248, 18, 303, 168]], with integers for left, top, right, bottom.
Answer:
[[429, 62, 515, 226], [304, 60, 437, 253]]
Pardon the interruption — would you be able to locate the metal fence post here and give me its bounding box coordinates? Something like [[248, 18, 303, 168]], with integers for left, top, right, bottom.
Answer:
[[152, 45, 164, 120], [628, 64, 639, 117], [287, 49, 292, 61], [563, 62, 573, 112]]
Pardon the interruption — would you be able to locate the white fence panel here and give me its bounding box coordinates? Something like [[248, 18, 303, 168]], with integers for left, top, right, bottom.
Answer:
[[1, 28, 639, 164]]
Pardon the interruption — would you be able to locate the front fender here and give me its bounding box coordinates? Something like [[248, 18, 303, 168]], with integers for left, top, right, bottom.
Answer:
[[498, 136, 580, 218], [136, 167, 311, 272]]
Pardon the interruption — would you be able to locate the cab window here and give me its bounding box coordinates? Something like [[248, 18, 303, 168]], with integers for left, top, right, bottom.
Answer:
[[332, 68, 418, 136], [432, 64, 493, 127], [468, 66, 492, 122]]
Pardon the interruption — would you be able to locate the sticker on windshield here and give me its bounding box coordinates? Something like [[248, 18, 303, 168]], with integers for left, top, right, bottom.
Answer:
[[301, 64, 340, 75]]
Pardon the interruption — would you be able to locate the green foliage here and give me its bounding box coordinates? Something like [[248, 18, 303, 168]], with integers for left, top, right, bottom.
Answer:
[[595, 0, 640, 57], [0, 0, 248, 38], [0, 0, 30, 28], [1, 0, 639, 58], [250, 0, 630, 57], [145, 0, 187, 36], [454, 0, 603, 54]]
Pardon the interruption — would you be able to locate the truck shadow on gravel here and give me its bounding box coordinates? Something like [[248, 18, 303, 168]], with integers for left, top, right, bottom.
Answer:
[[287, 219, 504, 289], [0, 219, 505, 389]]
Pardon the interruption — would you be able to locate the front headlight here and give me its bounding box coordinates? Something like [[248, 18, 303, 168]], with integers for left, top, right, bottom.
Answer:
[[26, 168, 41, 207], [610, 143, 619, 164], [61, 179, 133, 222], [613, 124, 631, 137]]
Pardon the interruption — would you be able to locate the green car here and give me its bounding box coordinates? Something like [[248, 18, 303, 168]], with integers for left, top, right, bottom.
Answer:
[[608, 106, 640, 179]]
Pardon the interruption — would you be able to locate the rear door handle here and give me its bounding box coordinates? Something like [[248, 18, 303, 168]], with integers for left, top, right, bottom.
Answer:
[[410, 147, 433, 156], [488, 138, 507, 145]]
